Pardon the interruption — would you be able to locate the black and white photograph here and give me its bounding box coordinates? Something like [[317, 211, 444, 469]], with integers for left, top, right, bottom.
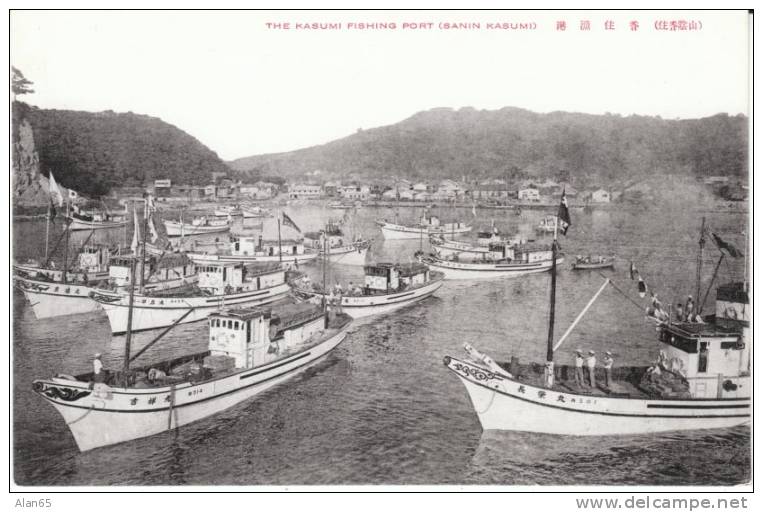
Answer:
[[9, 8, 753, 495]]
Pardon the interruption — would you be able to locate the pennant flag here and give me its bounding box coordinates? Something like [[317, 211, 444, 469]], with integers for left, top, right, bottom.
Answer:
[[557, 189, 571, 235], [629, 261, 637, 280], [282, 212, 302, 233], [131, 206, 140, 253], [48, 172, 65, 207], [638, 278, 647, 298], [711, 233, 742, 258]]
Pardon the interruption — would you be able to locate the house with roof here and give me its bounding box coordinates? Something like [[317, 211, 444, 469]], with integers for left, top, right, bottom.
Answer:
[[518, 187, 540, 201], [591, 188, 611, 203], [288, 184, 322, 199]]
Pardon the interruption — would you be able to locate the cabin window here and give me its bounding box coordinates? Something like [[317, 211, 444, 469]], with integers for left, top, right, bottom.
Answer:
[[246, 322, 251, 343], [293, 246, 297, 255], [721, 341, 739, 350], [234, 242, 240, 252], [698, 342, 709, 373], [234, 321, 239, 330], [256, 277, 261, 290], [223, 267, 227, 281]]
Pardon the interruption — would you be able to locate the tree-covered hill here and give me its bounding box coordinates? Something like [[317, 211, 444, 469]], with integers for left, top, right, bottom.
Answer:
[[230, 107, 748, 186], [14, 101, 230, 197]]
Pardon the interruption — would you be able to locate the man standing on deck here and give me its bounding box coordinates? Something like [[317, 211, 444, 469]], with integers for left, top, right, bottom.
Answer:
[[602, 351, 614, 388], [586, 350, 597, 388], [574, 349, 585, 387], [93, 353, 105, 384]]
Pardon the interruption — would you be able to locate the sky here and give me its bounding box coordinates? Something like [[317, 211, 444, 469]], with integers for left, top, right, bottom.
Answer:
[[10, 10, 751, 161]]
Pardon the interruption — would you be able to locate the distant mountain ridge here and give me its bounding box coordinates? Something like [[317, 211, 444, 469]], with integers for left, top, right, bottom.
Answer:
[[13, 101, 229, 200], [230, 106, 748, 185]]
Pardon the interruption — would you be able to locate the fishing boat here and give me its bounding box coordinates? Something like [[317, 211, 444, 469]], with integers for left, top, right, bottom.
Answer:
[[304, 220, 371, 266], [536, 215, 557, 234], [429, 228, 527, 260], [572, 255, 616, 270], [163, 216, 230, 236], [293, 261, 444, 319], [328, 201, 354, 209], [14, 244, 112, 284], [213, 205, 242, 217], [188, 235, 318, 269], [91, 261, 291, 334], [65, 209, 129, 231], [241, 206, 272, 218], [32, 299, 352, 451], [444, 208, 750, 435], [424, 242, 563, 280], [376, 213, 472, 240]]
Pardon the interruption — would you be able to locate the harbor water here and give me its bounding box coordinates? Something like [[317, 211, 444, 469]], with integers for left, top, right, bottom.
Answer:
[[12, 202, 750, 486]]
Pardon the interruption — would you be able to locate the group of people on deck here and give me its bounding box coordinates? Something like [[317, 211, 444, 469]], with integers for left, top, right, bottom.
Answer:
[[573, 349, 615, 389], [649, 294, 704, 324]]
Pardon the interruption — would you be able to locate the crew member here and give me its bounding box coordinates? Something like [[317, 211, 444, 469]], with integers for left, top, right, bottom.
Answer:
[[574, 349, 585, 387], [93, 353, 105, 384], [602, 351, 614, 388], [586, 350, 597, 388], [685, 296, 695, 322], [675, 303, 684, 323]]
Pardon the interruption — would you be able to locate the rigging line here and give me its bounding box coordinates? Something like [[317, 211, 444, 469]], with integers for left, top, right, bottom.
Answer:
[[595, 271, 646, 313]]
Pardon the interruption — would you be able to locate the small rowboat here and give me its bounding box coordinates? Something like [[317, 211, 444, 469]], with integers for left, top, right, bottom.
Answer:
[[571, 257, 615, 270]]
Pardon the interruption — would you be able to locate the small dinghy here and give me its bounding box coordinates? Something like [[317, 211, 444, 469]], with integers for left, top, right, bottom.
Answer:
[[571, 256, 615, 270]]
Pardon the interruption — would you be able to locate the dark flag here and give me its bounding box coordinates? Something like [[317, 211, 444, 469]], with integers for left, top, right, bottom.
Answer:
[[711, 233, 742, 258], [638, 278, 647, 298], [557, 189, 571, 235], [282, 212, 302, 233]]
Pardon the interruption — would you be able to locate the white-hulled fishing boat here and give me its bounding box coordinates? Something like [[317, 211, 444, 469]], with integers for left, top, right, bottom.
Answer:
[[294, 262, 444, 319], [65, 210, 128, 231], [444, 202, 750, 435], [241, 206, 272, 218], [14, 244, 112, 283], [32, 302, 352, 451], [377, 213, 472, 240], [304, 221, 370, 266], [163, 217, 230, 237], [425, 242, 562, 279], [187, 234, 318, 269], [213, 205, 242, 217], [91, 261, 291, 334], [429, 228, 527, 260]]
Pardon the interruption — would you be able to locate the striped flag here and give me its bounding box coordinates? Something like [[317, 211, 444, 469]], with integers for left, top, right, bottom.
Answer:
[[282, 212, 302, 233]]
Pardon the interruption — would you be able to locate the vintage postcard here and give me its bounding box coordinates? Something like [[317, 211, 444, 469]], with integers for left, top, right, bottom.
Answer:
[[9, 8, 752, 500]]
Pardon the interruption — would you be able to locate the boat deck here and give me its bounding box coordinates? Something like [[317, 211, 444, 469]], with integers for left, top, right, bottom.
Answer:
[[499, 361, 690, 399]]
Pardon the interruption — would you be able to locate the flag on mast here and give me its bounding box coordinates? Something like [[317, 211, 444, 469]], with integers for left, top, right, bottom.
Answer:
[[711, 233, 742, 258], [282, 212, 302, 233], [48, 172, 65, 207], [557, 188, 571, 235], [148, 214, 159, 244]]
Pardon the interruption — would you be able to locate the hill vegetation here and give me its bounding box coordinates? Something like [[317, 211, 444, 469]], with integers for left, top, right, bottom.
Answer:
[[14, 101, 230, 198], [230, 107, 748, 186]]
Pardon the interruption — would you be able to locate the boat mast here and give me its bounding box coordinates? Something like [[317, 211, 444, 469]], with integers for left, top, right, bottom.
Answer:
[[277, 216, 283, 264], [62, 200, 71, 284], [139, 197, 150, 292], [545, 217, 559, 387], [44, 201, 51, 262], [123, 202, 139, 375], [695, 216, 706, 303]]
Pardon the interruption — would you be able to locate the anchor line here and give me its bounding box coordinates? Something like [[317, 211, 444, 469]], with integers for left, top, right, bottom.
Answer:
[[596, 272, 646, 313], [67, 404, 96, 426], [474, 384, 498, 415]]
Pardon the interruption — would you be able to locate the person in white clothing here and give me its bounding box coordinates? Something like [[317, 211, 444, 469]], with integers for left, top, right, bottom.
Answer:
[[573, 349, 585, 387], [586, 350, 597, 388], [602, 351, 614, 388], [93, 353, 105, 383]]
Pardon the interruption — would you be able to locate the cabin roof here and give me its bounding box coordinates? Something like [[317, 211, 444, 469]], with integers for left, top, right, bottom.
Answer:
[[716, 282, 749, 304], [664, 322, 741, 339]]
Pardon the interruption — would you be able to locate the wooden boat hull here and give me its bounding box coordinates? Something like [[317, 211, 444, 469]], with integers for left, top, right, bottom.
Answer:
[[321, 245, 369, 266], [13, 264, 110, 283], [426, 257, 563, 280], [15, 277, 100, 319], [379, 222, 472, 240], [444, 356, 750, 435], [66, 217, 128, 231], [572, 261, 615, 270], [298, 276, 443, 319], [33, 326, 349, 451], [163, 221, 230, 237], [188, 252, 318, 269], [93, 282, 292, 334]]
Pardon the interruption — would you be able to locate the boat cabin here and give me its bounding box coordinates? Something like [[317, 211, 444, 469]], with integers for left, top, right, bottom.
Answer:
[[109, 253, 196, 287], [513, 243, 554, 263], [231, 235, 307, 257], [658, 282, 749, 399], [363, 262, 430, 292], [197, 261, 285, 295], [78, 245, 111, 273], [207, 304, 325, 369]]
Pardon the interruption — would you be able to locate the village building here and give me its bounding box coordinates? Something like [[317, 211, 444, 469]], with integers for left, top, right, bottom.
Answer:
[[591, 188, 611, 203], [288, 184, 322, 199], [518, 187, 540, 201]]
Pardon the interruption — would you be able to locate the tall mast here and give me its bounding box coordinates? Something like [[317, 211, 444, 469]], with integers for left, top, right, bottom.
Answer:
[[44, 201, 51, 262], [695, 216, 706, 303], [277, 216, 283, 264], [62, 201, 70, 284], [123, 202, 139, 374], [546, 221, 558, 364], [139, 197, 150, 293]]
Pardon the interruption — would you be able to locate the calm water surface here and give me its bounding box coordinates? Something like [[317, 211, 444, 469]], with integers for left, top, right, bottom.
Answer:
[[12, 202, 750, 486]]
